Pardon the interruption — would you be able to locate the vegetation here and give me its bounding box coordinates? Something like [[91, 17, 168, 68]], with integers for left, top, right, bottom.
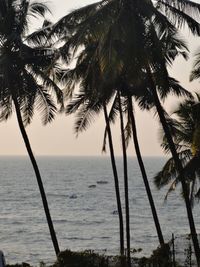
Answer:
[[0, 0, 62, 255], [154, 94, 200, 206], [1, 0, 200, 266], [52, 0, 200, 264]]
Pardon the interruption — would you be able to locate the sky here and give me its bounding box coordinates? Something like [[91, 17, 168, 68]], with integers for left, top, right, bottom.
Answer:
[[0, 0, 200, 156]]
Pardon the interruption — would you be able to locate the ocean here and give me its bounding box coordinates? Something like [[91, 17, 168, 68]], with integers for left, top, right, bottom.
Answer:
[[0, 156, 199, 265]]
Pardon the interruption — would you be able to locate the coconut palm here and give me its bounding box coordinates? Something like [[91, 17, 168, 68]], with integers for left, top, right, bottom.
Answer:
[[154, 94, 200, 206], [102, 91, 131, 265], [51, 0, 200, 263], [61, 37, 176, 252], [65, 71, 125, 256], [117, 92, 131, 265], [60, 11, 195, 254], [103, 103, 125, 257], [0, 0, 63, 255]]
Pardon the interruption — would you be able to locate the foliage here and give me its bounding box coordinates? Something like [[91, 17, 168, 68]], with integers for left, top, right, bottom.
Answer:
[[6, 263, 32, 267], [138, 244, 172, 267], [53, 250, 109, 267], [154, 94, 200, 206], [0, 0, 63, 126]]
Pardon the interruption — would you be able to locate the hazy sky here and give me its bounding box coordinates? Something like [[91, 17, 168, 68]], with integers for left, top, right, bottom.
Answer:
[[1, 0, 200, 156]]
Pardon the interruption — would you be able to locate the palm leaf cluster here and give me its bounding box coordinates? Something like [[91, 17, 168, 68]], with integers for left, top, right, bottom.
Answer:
[[0, 0, 63, 126], [155, 95, 200, 206]]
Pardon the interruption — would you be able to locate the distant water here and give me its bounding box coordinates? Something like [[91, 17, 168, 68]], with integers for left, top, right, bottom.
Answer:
[[0, 156, 199, 265]]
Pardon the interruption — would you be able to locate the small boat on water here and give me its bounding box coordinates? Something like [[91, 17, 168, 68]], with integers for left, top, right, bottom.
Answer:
[[112, 210, 118, 215], [69, 194, 78, 199], [88, 185, 96, 188]]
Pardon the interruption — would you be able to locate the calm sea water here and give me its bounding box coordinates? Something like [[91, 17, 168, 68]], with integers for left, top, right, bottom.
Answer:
[[0, 156, 199, 265]]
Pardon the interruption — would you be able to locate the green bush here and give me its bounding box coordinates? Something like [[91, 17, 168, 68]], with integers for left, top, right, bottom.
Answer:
[[53, 250, 109, 267], [138, 244, 172, 267]]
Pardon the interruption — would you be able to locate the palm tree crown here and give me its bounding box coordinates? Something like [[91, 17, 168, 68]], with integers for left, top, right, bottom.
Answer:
[[154, 94, 200, 206], [0, 0, 63, 124]]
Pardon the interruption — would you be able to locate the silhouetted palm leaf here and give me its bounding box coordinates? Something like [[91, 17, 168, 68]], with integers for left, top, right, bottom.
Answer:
[[155, 95, 200, 206]]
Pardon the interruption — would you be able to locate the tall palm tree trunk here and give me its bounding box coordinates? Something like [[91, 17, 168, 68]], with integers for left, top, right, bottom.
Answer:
[[13, 95, 60, 256], [150, 85, 200, 266], [118, 92, 131, 267], [103, 104, 125, 256], [128, 96, 165, 246]]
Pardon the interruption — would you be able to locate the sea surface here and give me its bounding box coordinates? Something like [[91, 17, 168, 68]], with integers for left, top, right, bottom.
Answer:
[[0, 156, 199, 265]]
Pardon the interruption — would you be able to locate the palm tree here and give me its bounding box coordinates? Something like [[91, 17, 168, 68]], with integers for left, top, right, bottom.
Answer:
[[103, 103, 125, 257], [146, 71, 200, 266], [154, 94, 200, 206], [65, 64, 125, 256], [117, 92, 131, 266], [51, 0, 200, 265], [51, 1, 200, 263], [127, 95, 165, 245], [102, 92, 131, 265], [57, 7, 194, 249], [62, 37, 166, 257], [0, 0, 63, 256]]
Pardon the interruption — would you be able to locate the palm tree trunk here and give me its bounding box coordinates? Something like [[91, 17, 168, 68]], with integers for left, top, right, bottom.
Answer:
[[13, 95, 60, 256], [103, 104, 125, 256], [128, 96, 165, 246], [118, 92, 131, 267], [150, 85, 200, 266]]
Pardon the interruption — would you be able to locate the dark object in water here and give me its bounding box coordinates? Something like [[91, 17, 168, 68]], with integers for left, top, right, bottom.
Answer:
[[69, 194, 77, 199], [88, 185, 96, 188], [97, 180, 108, 184], [112, 210, 118, 215], [0, 251, 5, 267]]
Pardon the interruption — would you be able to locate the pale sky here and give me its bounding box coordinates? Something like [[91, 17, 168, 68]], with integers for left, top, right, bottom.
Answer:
[[1, 0, 200, 156]]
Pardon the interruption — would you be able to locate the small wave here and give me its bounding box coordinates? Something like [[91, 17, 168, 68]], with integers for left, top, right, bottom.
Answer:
[[84, 220, 105, 225], [53, 219, 68, 223], [82, 208, 95, 211], [12, 221, 23, 225], [47, 193, 68, 198], [66, 237, 94, 241], [97, 180, 108, 184], [16, 229, 26, 234]]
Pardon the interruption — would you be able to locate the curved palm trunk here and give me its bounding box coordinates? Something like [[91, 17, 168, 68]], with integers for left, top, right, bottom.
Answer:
[[128, 96, 165, 246], [150, 85, 200, 266], [103, 104, 125, 256], [118, 92, 131, 267], [13, 96, 60, 256]]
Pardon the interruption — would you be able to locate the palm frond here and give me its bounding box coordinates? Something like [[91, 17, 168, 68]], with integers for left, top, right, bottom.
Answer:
[[124, 110, 132, 148], [157, 0, 200, 35], [190, 51, 200, 81], [102, 93, 118, 152], [36, 88, 57, 125], [66, 93, 86, 115], [74, 100, 102, 135], [28, 2, 51, 18]]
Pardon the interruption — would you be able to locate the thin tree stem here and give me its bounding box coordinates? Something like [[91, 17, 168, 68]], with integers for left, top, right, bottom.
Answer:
[[128, 96, 165, 246], [118, 92, 131, 267], [149, 77, 200, 266], [103, 104, 125, 256], [13, 95, 60, 256]]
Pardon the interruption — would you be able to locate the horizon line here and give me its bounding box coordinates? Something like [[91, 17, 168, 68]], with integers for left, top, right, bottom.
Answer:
[[0, 154, 167, 157]]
